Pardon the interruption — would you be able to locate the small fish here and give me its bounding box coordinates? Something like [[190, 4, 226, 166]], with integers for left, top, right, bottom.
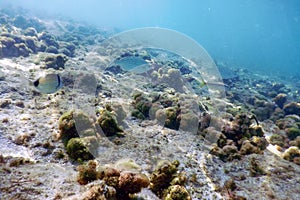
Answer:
[[33, 73, 63, 94], [200, 80, 228, 88]]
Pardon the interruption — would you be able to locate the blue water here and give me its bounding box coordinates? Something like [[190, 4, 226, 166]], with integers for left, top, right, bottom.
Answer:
[[1, 0, 300, 77]]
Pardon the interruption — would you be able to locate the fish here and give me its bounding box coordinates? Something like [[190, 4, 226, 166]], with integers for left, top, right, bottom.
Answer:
[[33, 73, 63, 94], [200, 80, 228, 88]]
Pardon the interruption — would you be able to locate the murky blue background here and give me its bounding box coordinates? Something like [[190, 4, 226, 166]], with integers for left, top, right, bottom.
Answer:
[[1, 0, 300, 77]]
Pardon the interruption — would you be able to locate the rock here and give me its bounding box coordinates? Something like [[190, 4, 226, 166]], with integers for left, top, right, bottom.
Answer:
[[273, 93, 287, 109], [283, 102, 300, 116]]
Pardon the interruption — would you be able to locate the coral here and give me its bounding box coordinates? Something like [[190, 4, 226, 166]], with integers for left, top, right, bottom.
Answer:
[[289, 136, 300, 148], [211, 113, 267, 161], [117, 172, 150, 196], [100, 167, 120, 188], [38, 31, 59, 48], [66, 138, 94, 162], [253, 102, 276, 121], [152, 68, 185, 92], [44, 54, 67, 69], [58, 110, 79, 145], [164, 185, 191, 200], [24, 27, 38, 37], [249, 157, 266, 176], [0, 36, 31, 58], [45, 45, 58, 54], [96, 109, 123, 137], [80, 182, 116, 200], [164, 106, 181, 130], [131, 93, 152, 120], [286, 127, 300, 140], [77, 160, 99, 185], [283, 102, 300, 116], [96, 162, 149, 199], [198, 112, 211, 132], [0, 99, 12, 108], [240, 140, 261, 155], [149, 160, 189, 199], [269, 134, 286, 147], [8, 157, 33, 167], [273, 93, 287, 109], [179, 112, 199, 132], [283, 146, 300, 165]]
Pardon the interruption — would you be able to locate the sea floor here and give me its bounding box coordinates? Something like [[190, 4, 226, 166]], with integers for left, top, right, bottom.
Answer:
[[1, 7, 300, 200]]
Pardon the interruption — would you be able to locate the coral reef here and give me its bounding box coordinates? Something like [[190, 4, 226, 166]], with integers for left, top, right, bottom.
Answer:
[[210, 113, 268, 161]]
